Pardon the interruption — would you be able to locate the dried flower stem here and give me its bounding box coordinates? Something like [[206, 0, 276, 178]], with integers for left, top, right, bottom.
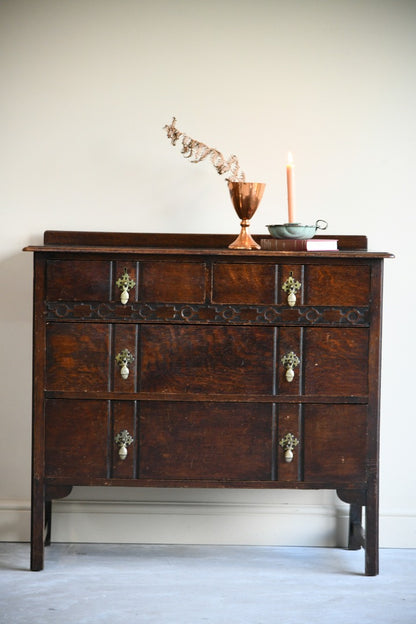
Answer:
[[163, 117, 245, 182]]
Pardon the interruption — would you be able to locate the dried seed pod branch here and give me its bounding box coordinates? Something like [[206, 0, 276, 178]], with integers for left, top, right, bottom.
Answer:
[[163, 117, 245, 182]]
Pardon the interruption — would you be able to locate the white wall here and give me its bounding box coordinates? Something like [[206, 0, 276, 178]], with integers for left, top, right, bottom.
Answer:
[[1, 0, 415, 548]]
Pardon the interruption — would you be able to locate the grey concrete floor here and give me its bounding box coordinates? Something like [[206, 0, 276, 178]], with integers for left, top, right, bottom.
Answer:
[[0, 543, 415, 624]]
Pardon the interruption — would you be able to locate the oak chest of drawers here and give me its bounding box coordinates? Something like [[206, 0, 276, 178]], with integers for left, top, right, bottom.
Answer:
[[25, 231, 392, 573]]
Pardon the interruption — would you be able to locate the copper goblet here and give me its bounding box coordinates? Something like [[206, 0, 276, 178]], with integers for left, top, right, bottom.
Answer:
[[228, 181, 265, 249]]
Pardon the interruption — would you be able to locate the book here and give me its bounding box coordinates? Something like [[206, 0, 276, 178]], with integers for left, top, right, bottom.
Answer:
[[260, 238, 338, 251]]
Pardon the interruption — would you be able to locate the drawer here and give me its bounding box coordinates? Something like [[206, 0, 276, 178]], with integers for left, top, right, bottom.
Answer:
[[46, 259, 206, 304], [46, 260, 139, 303], [273, 327, 368, 396], [46, 323, 138, 392], [45, 399, 137, 480], [46, 260, 371, 311], [303, 404, 368, 482], [45, 399, 273, 482], [275, 404, 368, 484], [46, 323, 111, 391], [45, 323, 275, 395], [278, 264, 370, 307], [213, 262, 370, 307], [140, 261, 206, 303], [46, 323, 368, 397], [212, 262, 276, 304], [302, 327, 369, 396], [46, 260, 113, 301], [304, 265, 370, 306], [139, 401, 273, 480]]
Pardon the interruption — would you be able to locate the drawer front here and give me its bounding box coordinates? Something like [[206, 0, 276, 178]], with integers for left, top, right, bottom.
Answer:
[[303, 404, 368, 482], [45, 399, 109, 479], [304, 265, 370, 306], [45, 399, 137, 480], [274, 326, 368, 397], [46, 259, 207, 304], [46, 323, 111, 391], [212, 262, 370, 307], [140, 261, 206, 303], [46, 323, 139, 392], [212, 262, 276, 304], [45, 399, 273, 482], [46, 259, 140, 303], [46, 260, 112, 301], [139, 401, 273, 481], [46, 323, 368, 397], [46, 259, 371, 311], [276, 404, 368, 484], [46, 323, 277, 396], [302, 327, 369, 396], [44, 399, 368, 484]]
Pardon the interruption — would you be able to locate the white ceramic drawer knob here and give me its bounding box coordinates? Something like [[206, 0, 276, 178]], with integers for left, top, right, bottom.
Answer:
[[116, 268, 136, 305], [115, 349, 135, 380], [282, 272, 302, 307], [114, 429, 134, 460], [281, 351, 300, 382], [279, 433, 299, 463]]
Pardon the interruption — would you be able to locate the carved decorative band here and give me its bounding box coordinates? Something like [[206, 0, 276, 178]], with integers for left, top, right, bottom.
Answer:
[[46, 302, 369, 326]]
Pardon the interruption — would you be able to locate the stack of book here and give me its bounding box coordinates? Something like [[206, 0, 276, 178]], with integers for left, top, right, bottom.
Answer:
[[260, 237, 338, 251]]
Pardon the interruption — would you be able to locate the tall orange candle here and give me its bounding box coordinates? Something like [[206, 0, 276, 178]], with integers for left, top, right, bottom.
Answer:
[[286, 152, 295, 223]]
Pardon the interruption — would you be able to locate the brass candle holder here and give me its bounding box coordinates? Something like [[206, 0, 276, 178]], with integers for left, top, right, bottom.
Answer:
[[228, 181, 265, 250]]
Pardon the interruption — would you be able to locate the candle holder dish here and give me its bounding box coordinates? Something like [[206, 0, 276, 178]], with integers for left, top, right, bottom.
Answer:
[[266, 219, 328, 240]]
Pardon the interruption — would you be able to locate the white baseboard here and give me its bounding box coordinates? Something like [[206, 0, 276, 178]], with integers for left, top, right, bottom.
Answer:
[[379, 511, 416, 549], [52, 498, 349, 547], [1, 495, 415, 548]]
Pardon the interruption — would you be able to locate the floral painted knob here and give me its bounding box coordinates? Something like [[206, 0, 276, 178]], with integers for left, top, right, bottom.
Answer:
[[281, 351, 300, 382], [279, 433, 299, 463], [115, 349, 134, 380], [282, 272, 302, 307], [116, 268, 136, 305], [114, 430, 134, 460]]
